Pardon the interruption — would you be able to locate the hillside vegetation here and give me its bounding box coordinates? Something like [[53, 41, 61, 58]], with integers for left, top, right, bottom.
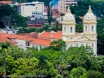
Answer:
[[91, 0, 104, 2]]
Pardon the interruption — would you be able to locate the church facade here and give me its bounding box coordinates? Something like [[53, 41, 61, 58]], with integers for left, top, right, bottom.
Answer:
[[62, 6, 97, 55]]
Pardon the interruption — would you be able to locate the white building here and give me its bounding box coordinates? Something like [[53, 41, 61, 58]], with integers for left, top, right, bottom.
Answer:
[[0, 29, 18, 34], [62, 6, 97, 55], [20, 1, 44, 17]]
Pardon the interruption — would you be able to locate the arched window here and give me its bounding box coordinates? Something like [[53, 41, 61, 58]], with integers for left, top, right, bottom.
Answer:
[[70, 27, 72, 33], [86, 26, 87, 32], [91, 26, 94, 32]]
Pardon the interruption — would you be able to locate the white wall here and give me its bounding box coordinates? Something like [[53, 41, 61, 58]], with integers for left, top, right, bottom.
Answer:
[[0, 30, 17, 34], [21, 2, 44, 17], [30, 44, 46, 50]]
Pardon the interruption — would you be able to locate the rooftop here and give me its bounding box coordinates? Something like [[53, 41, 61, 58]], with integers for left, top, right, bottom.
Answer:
[[39, 31, 62, 39]]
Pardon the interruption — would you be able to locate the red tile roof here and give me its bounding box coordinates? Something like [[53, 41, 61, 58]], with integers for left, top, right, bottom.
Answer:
[[31, 39, 51, 46], [17, 32, 38, 39], [0, 33, 34, 41], [0, 1, 12, 4], [0, 35, 16, 45], [0, 33, 51, 46], [39, 31, 62, 39], [0, 31, 62, 47]]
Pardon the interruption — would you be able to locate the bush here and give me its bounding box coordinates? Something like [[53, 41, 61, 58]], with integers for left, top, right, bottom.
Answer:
[[87, 70, 102, 78]]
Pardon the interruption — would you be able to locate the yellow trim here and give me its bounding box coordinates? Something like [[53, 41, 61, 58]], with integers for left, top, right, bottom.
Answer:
[[62, 34, 75, 36], [65, 40, 97, 42]]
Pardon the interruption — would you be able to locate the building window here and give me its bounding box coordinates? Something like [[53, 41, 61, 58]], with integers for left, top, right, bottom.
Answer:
[[91, 26, 94, 32], [76, 44, 78, 47], [86, 26, 87, 31], [70, 45, 73, 47], [81, 44, 83, 46], [92, 43, 94, 47], [70, 27, 72, 33], [13, 31, 15, 33], [64, 27, 66, 33], [70, 37, 73, 39], [26, 41, 30, 46], [86, 44, 88, 46]]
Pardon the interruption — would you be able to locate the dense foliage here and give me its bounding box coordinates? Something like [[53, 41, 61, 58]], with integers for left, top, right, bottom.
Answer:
[[0, 41, 104, 78], [18, 24, 62, 33], [0, 4, 27, 28]]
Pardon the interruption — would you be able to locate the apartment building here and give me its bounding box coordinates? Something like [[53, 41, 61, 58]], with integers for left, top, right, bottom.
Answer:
[[58, 0, 77, 13], [20, 1, 44, 17]]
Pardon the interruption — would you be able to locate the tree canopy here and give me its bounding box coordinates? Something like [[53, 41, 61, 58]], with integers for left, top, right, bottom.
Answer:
[[0, 4, 27, 28], [0, 42, 104, 78]]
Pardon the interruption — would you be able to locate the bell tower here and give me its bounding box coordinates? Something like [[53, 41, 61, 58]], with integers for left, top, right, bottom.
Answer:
[[83, 6, 97, 55], [83, 6, 97, 39], [62, 6, 76, 49]]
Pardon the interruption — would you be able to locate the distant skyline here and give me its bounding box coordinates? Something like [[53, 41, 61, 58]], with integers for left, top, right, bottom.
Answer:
[[50, 0, 58, 6]]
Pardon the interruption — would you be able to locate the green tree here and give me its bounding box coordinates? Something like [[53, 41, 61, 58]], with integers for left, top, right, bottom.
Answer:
[[12, 14, 27, 27], [0, 4, 27, 28], [97, 17, 104, 54], [76, 24, 83, 32], [50, 39, 66, 51], [65, 46, 98, 70], [70, 67, 87, 78], [55, 21, 59, 32], [0, 5, 17, 18], [47, 6, 53, 25], [87, 70, 102, 78], [0, 42, 10, 78]]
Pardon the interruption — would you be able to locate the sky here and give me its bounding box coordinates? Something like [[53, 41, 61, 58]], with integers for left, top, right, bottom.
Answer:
[[49, 0, 59, 6]]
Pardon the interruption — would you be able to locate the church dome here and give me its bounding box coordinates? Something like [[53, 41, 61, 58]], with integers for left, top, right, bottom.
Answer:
[[63, 6, 75, 21], [62, 6, 75, 25], [83, 6, 96, 20]]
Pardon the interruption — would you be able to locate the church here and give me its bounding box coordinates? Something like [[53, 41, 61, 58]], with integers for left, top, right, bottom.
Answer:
[[62, 6, 97, 55]]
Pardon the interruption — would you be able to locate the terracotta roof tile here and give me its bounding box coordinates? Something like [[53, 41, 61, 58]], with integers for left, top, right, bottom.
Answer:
[[17, 32, 38, 39], [39, 31, 62, 39], [0, 33, 51, 46], [0, 35, 16, 45], [31, 39, 51, 46], [0, 33, 34, 41]]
